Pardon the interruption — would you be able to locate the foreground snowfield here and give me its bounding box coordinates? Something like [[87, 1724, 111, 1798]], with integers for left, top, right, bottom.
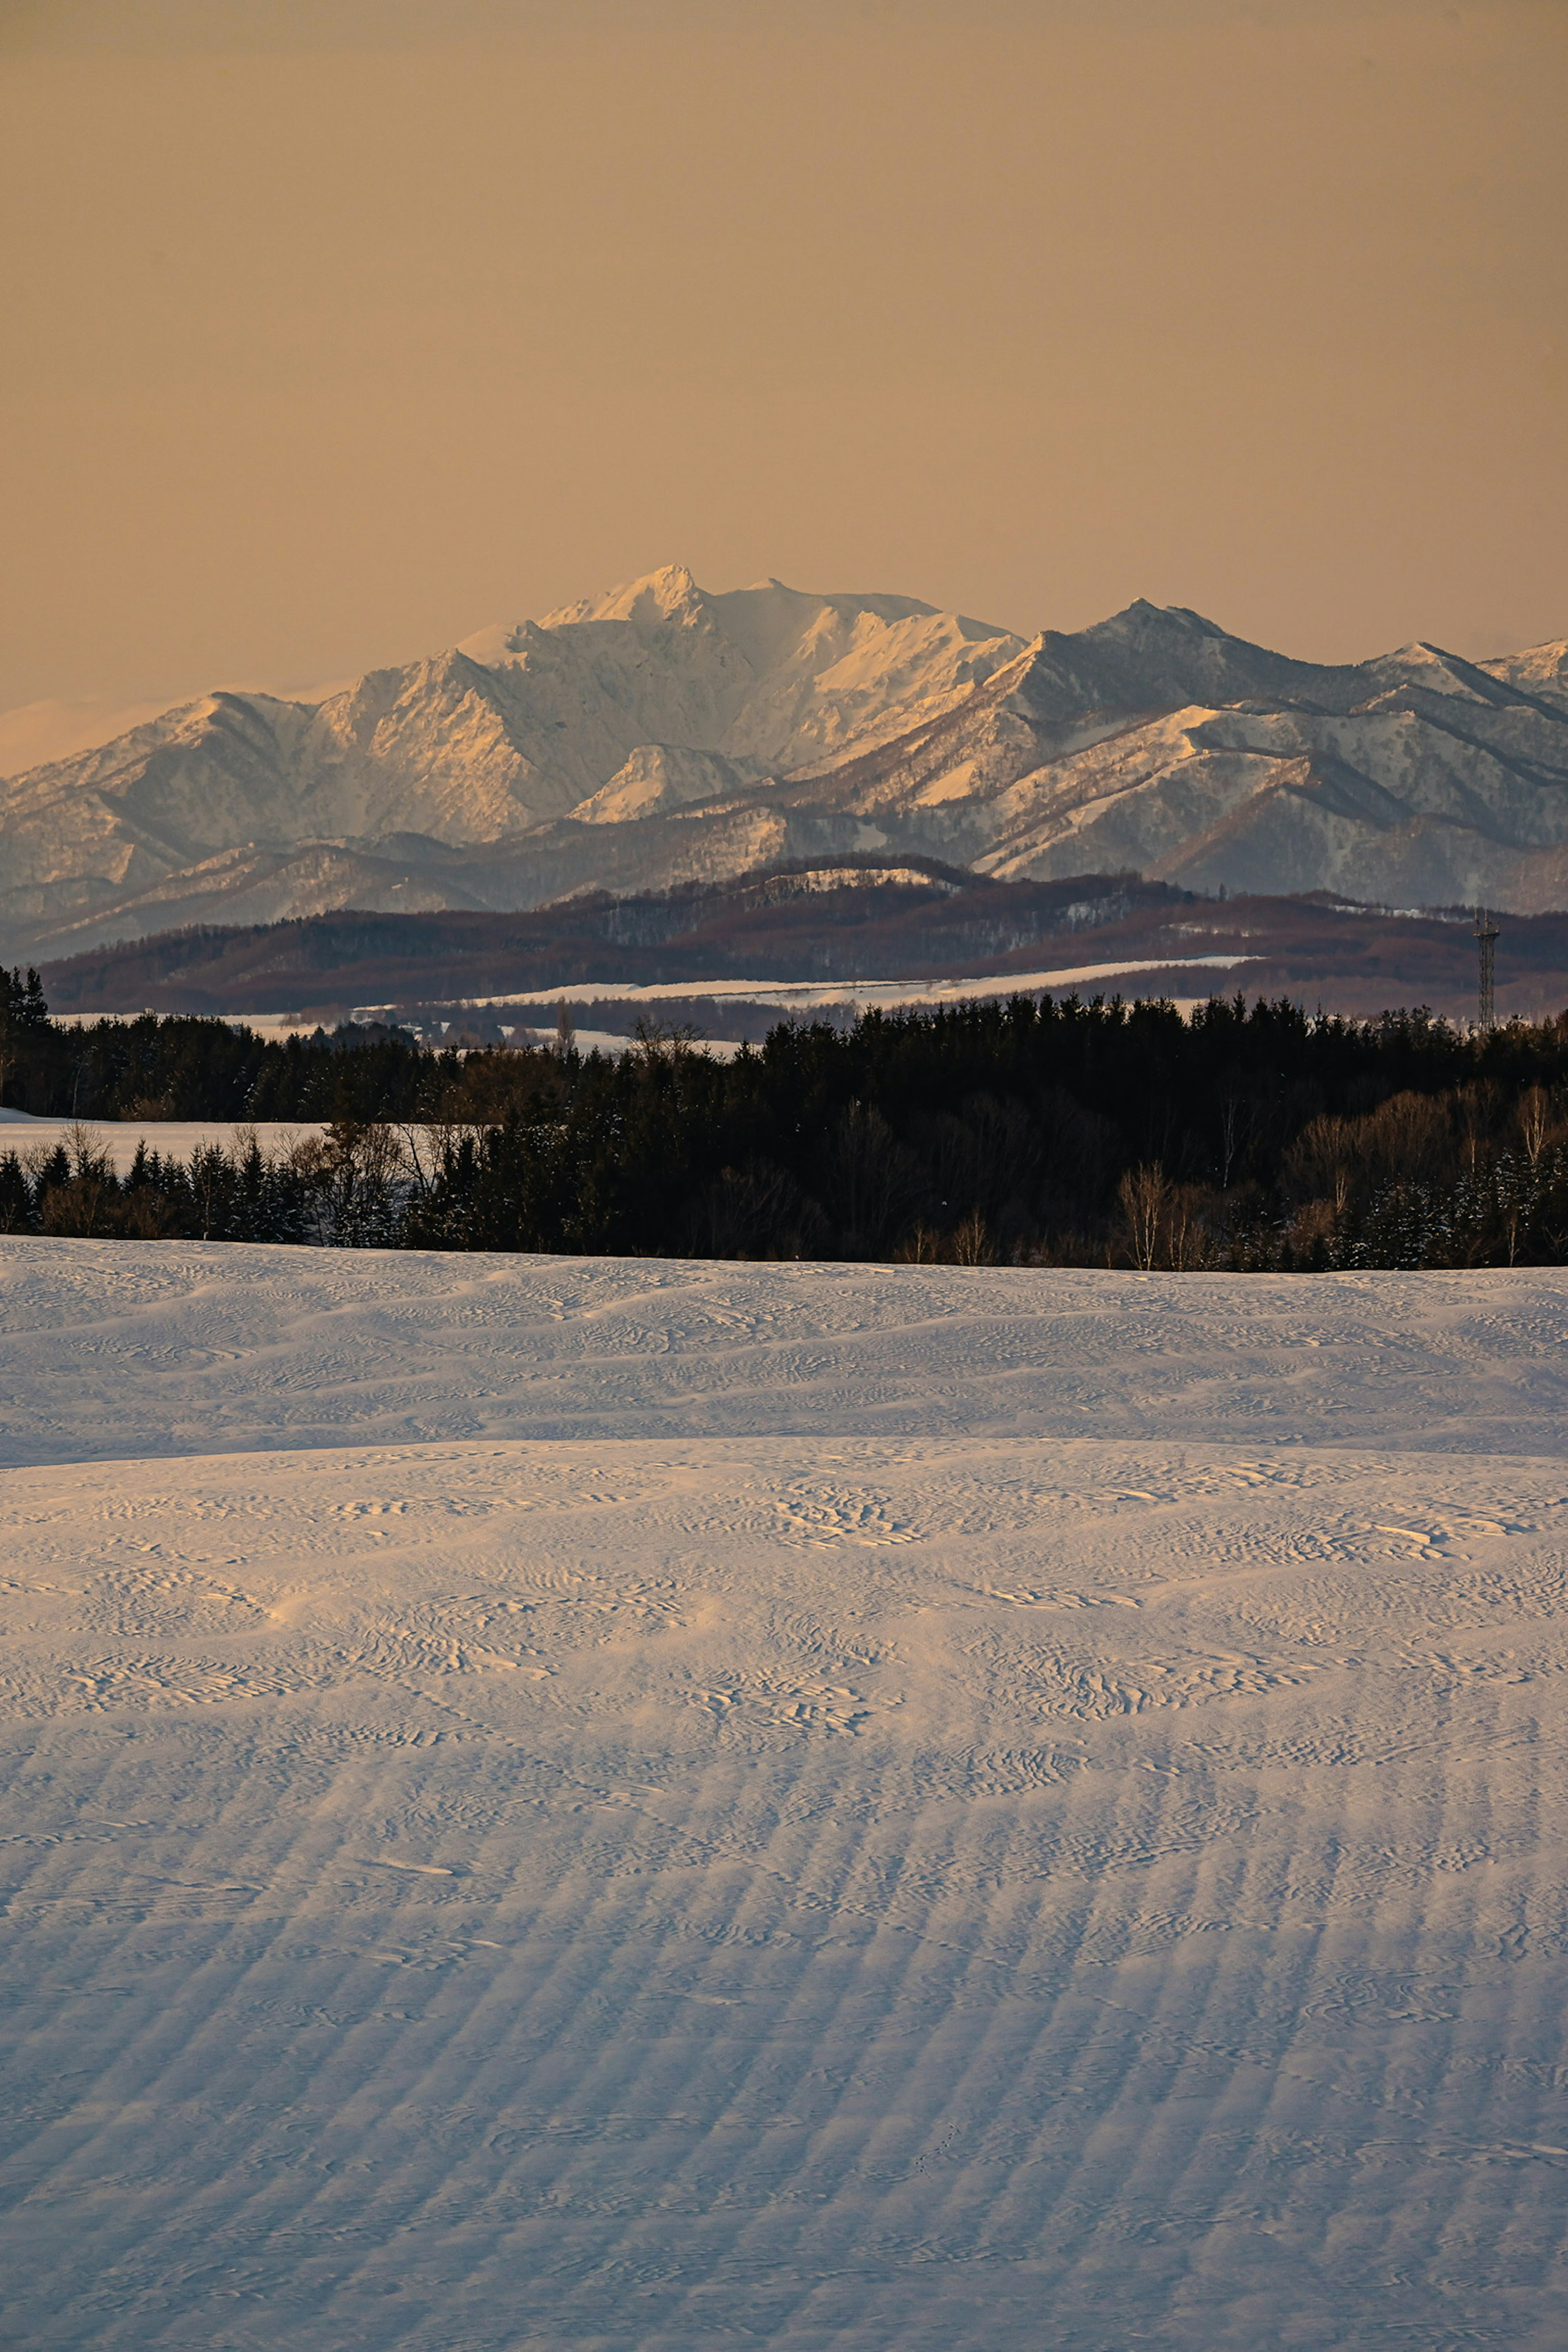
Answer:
[[3, 1245, 1568, 2349]]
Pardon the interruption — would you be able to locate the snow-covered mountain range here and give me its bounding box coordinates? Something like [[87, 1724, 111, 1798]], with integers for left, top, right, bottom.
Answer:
[[4, 565, 1566, 956]]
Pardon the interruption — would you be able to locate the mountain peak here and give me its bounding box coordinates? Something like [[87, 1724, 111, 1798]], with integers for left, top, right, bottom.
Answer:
[[457, 566, 709, 667], [1087, 599, 1233, 643], [540, 563, 708, 633]]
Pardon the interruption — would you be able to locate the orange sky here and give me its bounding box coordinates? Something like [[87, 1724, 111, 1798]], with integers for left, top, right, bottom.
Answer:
[[2, 0, 1564, 721]]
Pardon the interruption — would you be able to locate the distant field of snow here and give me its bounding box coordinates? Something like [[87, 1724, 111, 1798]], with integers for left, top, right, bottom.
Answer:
[[0, 1109, 330, 1174], [47, 1012, 745, 1054], [3, 1241, 1568, 2349], [415, 952, 1258, 1019]]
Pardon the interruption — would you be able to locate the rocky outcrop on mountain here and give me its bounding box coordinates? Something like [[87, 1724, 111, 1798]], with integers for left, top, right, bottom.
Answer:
[[1481, 638, 1568, 709], [2, 571, 1565, 958], [571, 743, 758, 826]]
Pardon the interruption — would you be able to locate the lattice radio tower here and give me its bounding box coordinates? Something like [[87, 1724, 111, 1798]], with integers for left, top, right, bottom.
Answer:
[[1475, 906, 1500, 1030]]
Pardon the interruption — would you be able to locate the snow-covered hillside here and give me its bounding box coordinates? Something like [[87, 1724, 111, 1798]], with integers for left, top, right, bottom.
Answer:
[[778, 605, 1568, 909], [0, 571, 1022, 956], [4, 571, 1567, 961], [3, 1241, 1568, 2347]]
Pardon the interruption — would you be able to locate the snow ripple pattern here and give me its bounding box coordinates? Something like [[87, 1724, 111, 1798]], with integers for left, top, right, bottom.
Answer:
[[2, 1243, 1568, 2348]]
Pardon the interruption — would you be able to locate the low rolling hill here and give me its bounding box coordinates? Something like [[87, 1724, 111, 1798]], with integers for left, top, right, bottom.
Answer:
[[38, 861, 1568, 1033]]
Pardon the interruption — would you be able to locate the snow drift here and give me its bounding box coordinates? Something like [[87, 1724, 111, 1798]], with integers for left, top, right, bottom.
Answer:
[[3, 1242, 1568, 2347]]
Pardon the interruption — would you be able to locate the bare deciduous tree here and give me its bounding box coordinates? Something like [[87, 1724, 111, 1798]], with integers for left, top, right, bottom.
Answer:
[[1118, 1163, 1170, 1271]]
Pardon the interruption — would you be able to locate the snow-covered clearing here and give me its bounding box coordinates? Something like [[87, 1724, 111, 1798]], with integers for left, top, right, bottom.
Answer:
[[3, 1242, 1568, 2349], [0, 1110, 330, 1175], [401, 954, 1259, 1019]]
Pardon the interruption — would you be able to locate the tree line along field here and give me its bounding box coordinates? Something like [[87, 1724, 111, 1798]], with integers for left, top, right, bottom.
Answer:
[[4, 966, 1568, 1269]]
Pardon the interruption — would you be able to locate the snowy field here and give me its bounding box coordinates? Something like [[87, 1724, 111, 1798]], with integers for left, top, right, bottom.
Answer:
[[0, 1110, 331, 1175], [3, 1242, 1568, 2350], [369, 955, 1257, 1030], [421, 955, 1257, 1014]]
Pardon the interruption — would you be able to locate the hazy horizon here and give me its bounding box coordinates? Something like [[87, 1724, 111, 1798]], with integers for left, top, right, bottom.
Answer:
[[3, 0, 1564, 725]]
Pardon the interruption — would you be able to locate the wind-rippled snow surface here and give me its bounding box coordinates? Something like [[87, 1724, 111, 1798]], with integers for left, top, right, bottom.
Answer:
[[4, 1243, 1568, 2349]]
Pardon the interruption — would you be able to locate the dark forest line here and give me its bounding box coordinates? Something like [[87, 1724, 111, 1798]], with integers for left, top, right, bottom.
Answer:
[[5, 965, 1568, 1268]]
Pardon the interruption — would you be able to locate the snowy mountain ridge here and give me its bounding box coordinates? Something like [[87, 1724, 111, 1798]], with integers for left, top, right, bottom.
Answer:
[[3, 566, 1566, 958]]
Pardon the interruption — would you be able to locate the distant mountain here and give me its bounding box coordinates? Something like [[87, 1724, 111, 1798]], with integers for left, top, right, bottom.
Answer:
[[3, 569, 1566, 959], [773, 609, 1568, 910]]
